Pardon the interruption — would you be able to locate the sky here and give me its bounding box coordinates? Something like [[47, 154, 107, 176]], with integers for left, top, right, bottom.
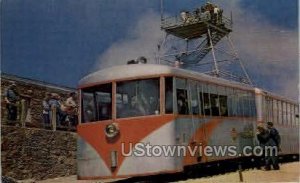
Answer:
[[1, 0, 299, 100]]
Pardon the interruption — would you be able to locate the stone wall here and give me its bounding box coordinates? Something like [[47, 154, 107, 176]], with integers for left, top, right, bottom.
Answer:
[[1, 126, 77, 180], [1, 73, 75, 128]]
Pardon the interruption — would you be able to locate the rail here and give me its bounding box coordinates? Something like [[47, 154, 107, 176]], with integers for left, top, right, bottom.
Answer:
[[161, 13, 232, 30], [3, 101, 77, 132]]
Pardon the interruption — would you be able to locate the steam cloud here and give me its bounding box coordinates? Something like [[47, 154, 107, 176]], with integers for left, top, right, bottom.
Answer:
[[95, 11, 161, 68], [95, 1, 298, 101], [224, 0, 298, 101]]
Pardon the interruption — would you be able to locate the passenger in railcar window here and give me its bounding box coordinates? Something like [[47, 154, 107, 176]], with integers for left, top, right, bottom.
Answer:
[[97, 102, 110, 120], [130, 95, 147, 116], [82, 93, 95, 123], [91, 83, 112, 121], [191, 99, 199, 115], [203, 93, 210, 115], [116, 78, 160, 118], [177, 90, 189, 115], [219, 95, 228, 116], [210, 94, 219, 116], [149, 96, 159, 115], [165, 77, 173, 114]]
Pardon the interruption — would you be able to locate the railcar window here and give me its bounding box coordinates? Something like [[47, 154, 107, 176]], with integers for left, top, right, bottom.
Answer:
[[295, 106, 299, 125], [265, 97, 272, 122], [228, 89, 238, 116], [237, 90, 245, 117], [273, 100, 278, 124], [294, 105, 297, 126], [282, 102, 286, 125], [210, 93, 219, 116], [226, 88, 233, 116], [291, 104, 295, 126], [243, 92, 252, 117], [278, 101, 282, 124], [292, 105, 297, 126], [249, 92, 256, 117], [218, 86, 228, 117], [270, 99, 273, 122], [176, 78, 189, 115], [198, 83, 204, 115], [165, 77, 173, 114], [290, 104, 293, 126], [177, 89, 189, 114], [81, 83, 112, 123], [293, 104, 296, 126], [287, 103, 291, 126], [292, 105, 295, 126], [262, 96, 266, 120], [203, 93, 211, 115], [209, 85, 219, 116], [82, 92, 96, 123], [95, 84, 112, 120], [116, 78, 160, 118], [189, 80, 199, 115], [291, 104, 294, 126], [201, 84, 211, 116], [219, 95, 228, 116]]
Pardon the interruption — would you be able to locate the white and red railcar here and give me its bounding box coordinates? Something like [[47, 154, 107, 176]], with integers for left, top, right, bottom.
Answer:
[[77, 64, 299, 180]]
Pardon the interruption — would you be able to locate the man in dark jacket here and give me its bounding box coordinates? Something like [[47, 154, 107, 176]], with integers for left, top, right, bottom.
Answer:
[[256, 123, 278, 170], [4, 82, 19, 123], [266, 122, 281, 170]]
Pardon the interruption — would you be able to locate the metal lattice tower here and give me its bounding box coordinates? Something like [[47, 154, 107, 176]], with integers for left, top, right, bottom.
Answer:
[[157, 2, 252, 85]]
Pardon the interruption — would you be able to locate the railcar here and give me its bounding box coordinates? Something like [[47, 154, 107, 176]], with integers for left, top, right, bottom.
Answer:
[[77, 64, 299, 180]]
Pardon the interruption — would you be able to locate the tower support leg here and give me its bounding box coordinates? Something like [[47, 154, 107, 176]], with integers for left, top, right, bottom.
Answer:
[[207, 27, 219, 76], [226, 35, 253, 85], [158, 33, 169, 64]]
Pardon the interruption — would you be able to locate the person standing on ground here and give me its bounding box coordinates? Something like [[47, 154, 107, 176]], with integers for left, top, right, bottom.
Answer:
[[42, 93, 51, 129], [256, 123, 278, 171], [266, 121, 281, 170], [65, 92, 78, 127], [4, 81, 19, 124]]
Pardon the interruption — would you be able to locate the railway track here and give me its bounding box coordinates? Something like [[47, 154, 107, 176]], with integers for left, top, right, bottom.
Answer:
[[113, 155, 299, 183]]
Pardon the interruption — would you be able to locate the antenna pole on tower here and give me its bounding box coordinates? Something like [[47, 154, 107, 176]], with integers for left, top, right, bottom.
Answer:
[[231, 11, 233, 27], [160, 0, 164, 21]]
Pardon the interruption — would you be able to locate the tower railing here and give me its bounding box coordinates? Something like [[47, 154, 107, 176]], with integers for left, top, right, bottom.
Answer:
[[161, 14, 232, 30]]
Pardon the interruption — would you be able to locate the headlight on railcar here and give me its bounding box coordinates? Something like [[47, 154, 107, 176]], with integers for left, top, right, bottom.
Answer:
[[105, 123, 120, 138]]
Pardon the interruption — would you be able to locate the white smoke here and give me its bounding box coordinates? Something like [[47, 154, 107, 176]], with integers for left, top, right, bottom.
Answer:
[[94, 1, 298, 100], [95, 11, 162, 69], [217, 0, 298, 100]]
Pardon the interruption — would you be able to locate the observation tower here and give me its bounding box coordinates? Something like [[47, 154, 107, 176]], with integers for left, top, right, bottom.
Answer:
[[157, 1, 252, 85]]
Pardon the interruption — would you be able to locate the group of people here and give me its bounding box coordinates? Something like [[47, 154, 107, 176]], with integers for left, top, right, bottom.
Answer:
[[42, 92, 78, 129], [256, 121, 281, 170], [4, 81, 78, 130], [180, 2, 223, 25]]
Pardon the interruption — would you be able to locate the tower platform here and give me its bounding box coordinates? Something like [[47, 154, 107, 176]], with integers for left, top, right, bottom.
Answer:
[[161, 15, 232, 39]]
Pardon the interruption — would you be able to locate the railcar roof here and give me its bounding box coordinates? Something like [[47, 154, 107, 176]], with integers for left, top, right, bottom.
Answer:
[[79, 64, 253, 90], [79, 64, 297, 104]]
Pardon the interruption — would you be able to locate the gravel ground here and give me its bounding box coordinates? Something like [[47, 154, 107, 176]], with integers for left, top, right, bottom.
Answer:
[[19, 162, 299, 183]]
